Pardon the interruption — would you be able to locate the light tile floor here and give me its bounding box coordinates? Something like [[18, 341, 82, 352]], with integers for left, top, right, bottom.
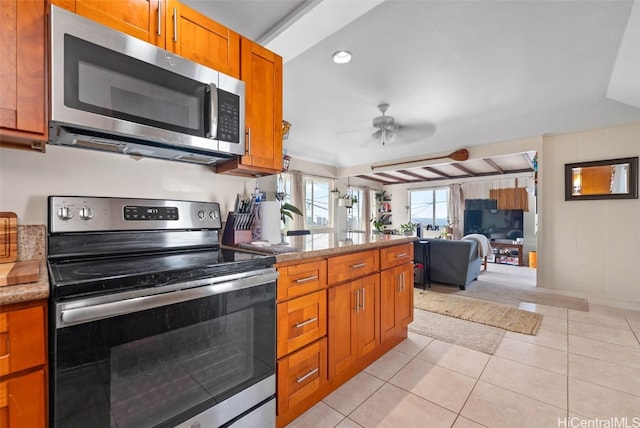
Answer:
[[287, 300, 640, 427]]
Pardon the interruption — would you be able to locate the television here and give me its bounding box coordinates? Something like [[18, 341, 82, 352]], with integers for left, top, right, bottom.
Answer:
[[463, 209, 524, 240]]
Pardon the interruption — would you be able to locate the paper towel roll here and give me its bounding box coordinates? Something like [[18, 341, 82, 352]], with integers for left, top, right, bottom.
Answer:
[[259, 201, 282, 244]]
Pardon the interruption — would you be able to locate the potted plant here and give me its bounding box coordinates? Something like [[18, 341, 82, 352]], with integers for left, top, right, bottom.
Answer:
[[399, 222, 417, 236], [338, 194, 358, 208], [280, 202, 302, 222], [374, 190, 388, 202], [371, 217, 386, 234]]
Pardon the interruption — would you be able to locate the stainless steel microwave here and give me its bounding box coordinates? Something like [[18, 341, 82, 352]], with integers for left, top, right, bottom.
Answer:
[[49, 5, 245, 165]]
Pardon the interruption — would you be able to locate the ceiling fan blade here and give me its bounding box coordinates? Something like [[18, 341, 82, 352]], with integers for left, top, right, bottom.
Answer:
[[396, 122, 437, 138]]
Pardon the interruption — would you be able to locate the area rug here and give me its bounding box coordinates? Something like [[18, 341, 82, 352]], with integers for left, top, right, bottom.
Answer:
[[409, 309, 505, 354], [414, 289, 543, 335], [436, 282, 589, 312]]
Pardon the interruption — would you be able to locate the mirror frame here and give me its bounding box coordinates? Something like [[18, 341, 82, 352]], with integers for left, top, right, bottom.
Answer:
[[564, 156, 638, 201]]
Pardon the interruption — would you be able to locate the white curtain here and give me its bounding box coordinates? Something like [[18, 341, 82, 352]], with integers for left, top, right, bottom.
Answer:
[[290, 171, 305, 230], [362, 188, 371, 234], [448, 184, 464, 240]]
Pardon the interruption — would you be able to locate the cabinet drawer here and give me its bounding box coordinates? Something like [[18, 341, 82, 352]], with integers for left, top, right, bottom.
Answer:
[[277, 260, 327, 301], [277, 290, 327, 358], [327, 250, 379, 285], [277, 337, 327, 416], [380, 243, 414, 270], [0, 301, 46, 377], [0, 368, 46, 428]]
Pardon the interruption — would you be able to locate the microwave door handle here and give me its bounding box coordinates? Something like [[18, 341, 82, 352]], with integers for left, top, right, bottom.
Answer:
[[208, 83, 218, 139]]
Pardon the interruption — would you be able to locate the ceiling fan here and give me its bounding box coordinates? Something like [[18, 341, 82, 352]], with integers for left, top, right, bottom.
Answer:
[[370, 103, 435, 146]]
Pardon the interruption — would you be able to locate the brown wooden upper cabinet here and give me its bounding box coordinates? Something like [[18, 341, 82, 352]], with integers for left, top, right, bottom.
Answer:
[[56, 0, 167, 48], [216, 38, 283, 177], [166, 0, 240, 79], [0, 0, 47, 152], [54, 0, 241, 78]]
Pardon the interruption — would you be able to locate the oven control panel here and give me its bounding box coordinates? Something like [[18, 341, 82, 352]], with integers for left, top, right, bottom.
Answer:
[[49, 196, 222, 233]]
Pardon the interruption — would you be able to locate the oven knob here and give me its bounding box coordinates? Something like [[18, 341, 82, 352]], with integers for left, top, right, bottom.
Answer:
[[57, 206, 73, 221], [79, 207, 94, 220], [209, 210, 218, 220], [197, 210, 206, 220]]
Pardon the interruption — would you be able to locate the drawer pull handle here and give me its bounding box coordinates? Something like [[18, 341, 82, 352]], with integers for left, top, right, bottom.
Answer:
[[351, 262, 367, 269], [294, 317, 318, 328], [296, 367, 319, 383], [396, 253, 408, 258], [295, 275, 318, 284], [156, 0, 162, 36]]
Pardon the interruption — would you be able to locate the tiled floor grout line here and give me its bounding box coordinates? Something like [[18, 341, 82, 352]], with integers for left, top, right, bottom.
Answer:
[[626, 316, 640, 346], [450, 345, 493, 428]]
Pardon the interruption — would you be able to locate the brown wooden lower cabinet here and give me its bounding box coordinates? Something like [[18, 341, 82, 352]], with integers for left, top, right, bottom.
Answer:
[[0, 299, 47, 428], [277, 337, 327, 416], [275, 243, 413, 427], [380, 263, 414, 343], [328, 273, 380, 380], [0, 368, 46, 428]]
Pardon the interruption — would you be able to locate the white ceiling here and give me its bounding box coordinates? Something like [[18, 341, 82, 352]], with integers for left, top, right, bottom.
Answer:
[[184, 0, 640, 174]]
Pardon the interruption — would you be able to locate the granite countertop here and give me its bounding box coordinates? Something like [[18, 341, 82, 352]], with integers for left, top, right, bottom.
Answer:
[[233, 233, 418, 264], [0, 225, 49, 305]]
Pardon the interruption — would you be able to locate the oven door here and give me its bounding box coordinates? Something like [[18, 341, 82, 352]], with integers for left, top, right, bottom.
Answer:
[[50, 270, 277, 428]]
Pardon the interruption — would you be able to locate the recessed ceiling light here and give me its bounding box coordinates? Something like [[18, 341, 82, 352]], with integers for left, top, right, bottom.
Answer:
[[332, 50, 352, 64]]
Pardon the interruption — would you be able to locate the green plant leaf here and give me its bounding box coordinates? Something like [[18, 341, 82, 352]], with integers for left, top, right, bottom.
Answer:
[[281, 203, 302, 216]]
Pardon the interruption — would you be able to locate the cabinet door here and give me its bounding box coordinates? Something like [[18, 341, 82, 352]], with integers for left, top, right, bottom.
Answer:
[[327, 282, 357, 379], [277, 338, 327, 416], [0, 369, 46, 428], [241, 38, 282, 171], [0, 301, 46, 376], [380, 264, 413, 343], [217, 38, 282, 176], [0, 0, 47, 150], [74, 0, 165, 47], [396, 263, 414, 331], [328, 274, 380, 379], [277, 290, 327, 359], [355, 274, 380, 359], [166, 0, 240, 78]]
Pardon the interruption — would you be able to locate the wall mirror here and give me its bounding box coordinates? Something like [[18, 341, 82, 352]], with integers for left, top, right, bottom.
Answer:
[[565, 157, 638, 200]]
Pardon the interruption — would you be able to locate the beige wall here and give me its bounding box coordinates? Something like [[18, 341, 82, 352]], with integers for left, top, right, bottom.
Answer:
[[538, 122, 640, 304], [0, 145, 254, 225]]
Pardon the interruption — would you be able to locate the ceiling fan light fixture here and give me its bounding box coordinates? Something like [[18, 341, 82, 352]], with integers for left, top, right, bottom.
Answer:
[[332, 50, 352, 64]]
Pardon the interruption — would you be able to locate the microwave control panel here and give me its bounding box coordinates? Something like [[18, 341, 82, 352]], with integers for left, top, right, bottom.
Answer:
[[217, 89, 240, 144]]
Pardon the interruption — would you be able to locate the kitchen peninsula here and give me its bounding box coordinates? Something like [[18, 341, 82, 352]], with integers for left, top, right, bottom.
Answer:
[[262, 233, 417, 427]]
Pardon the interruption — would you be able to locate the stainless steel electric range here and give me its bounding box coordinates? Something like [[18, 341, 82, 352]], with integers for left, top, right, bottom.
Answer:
[[47, 196, 277, 428]]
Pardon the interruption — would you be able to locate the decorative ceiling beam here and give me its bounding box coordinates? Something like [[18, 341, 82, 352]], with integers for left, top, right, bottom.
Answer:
[[473, 167, 533, 178], [356, 174, 393, 185], [397, 170, 430, 181], [422, 166, 451, 179], [451, 163, 477, 176], [522, 153, 534, 169], [484, 158, 504, 174], [374, 172, 409, 183]]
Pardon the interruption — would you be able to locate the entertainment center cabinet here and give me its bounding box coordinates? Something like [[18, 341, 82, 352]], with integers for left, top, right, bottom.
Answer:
[[489, 242, 524, 266]]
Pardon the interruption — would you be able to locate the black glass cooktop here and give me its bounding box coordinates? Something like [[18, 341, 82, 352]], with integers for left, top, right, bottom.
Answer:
[[49, 248, 276, 300]]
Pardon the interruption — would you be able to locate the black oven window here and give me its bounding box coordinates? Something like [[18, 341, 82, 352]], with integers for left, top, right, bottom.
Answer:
[[53, 283, 275, 428], [64, 34, 207, 137]]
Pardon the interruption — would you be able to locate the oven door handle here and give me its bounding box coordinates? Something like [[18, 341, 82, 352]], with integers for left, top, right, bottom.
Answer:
[[58, 271, 278, 328]]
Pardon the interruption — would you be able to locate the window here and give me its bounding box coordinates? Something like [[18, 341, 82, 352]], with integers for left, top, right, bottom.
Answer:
[[409, 188, 449, 227], [346, 188, 365, 231], [305, 178, 331, 229]]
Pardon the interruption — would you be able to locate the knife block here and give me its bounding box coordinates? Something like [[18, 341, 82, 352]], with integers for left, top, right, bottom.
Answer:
[[221, 212, 253, 246]]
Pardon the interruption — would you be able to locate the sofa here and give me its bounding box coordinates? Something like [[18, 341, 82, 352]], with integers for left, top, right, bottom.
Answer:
[[427, 239, 483, 290]]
